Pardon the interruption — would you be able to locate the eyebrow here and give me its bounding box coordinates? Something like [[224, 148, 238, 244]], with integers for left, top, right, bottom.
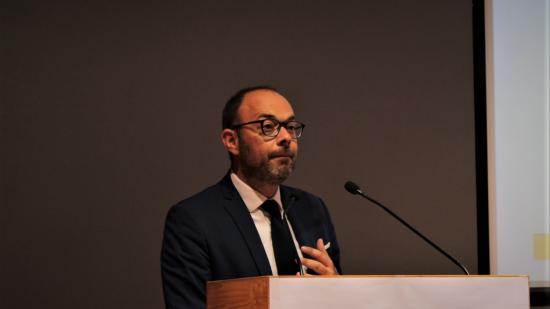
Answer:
[[257, 113, 296, 122]]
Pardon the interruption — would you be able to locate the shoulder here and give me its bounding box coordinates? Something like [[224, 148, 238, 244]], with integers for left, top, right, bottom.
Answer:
[[166, 177, 231, 221]]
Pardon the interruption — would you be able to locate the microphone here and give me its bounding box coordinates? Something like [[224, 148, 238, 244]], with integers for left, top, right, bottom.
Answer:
[[345, 181, 470, 275], [283, 192, 305, 276], [344, 181, 362, 195]]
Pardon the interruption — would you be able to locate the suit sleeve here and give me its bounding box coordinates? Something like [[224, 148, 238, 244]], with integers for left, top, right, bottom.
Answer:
[[161, 205, 210, 309]]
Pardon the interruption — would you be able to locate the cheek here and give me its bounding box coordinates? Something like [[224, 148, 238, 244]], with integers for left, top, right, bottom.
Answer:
[[257, 145, 271, 160], [241, 141, 269, 163]]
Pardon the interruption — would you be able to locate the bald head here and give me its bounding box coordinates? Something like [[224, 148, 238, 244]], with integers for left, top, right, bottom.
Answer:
[[222, 85, 281, 130]]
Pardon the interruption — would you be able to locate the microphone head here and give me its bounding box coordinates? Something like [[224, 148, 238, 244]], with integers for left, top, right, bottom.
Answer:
[[344, 181, 361, 194]]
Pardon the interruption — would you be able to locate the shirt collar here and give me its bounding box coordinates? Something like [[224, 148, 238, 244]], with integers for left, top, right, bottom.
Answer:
[[230, 172, 282, 213]]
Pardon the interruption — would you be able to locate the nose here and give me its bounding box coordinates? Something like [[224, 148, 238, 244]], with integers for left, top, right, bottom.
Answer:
[[276, 125, 293, 146]]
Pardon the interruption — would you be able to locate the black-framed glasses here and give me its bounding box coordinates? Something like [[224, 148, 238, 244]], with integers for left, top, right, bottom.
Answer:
[[231, 118, 306, 139]]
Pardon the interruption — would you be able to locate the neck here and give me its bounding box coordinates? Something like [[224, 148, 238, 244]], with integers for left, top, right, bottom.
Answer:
[[233, 169, 278, 198]]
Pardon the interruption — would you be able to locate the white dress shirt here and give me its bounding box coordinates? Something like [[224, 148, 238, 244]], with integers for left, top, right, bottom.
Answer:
[[230, 173, 304, 275]]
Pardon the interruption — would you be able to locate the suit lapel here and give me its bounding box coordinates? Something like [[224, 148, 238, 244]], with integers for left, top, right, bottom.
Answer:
[[219, 174, 273, 276], [281, 187, 316, 248]]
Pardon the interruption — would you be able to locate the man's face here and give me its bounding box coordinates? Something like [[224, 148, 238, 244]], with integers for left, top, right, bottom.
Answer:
[[233, 90, 298, 185]]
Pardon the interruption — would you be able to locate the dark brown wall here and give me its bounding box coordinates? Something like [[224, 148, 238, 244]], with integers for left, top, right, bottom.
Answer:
[[2, 1, 476, 308]]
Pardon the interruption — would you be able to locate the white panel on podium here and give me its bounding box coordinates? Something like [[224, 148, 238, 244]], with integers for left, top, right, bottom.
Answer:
[[267, 276, 528, 309]]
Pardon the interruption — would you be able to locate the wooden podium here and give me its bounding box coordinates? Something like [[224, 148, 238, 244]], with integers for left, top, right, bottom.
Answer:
[[207, 275, 529, 309]]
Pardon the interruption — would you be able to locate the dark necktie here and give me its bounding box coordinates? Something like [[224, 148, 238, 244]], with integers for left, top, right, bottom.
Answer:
[[260, 199, 300, 275]]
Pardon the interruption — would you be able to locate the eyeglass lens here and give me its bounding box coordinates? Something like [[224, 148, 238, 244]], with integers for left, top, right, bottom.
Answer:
[[262, 119, 303, 138]]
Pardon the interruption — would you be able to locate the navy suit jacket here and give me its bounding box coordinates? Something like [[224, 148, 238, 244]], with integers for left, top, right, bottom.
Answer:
[[161, 174, 341, 309]]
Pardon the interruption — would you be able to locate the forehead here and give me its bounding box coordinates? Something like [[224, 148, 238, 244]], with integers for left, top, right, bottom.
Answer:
[[238, 90, 295, 121]]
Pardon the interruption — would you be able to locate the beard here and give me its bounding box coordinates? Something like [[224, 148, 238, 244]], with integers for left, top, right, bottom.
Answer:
[[263, 156, 296, 184], [239, 146, 297, 185]]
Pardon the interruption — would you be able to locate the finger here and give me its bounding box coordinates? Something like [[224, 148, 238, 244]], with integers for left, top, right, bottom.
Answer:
[[301, 245, 333, 268], [300, 257, 331, 275], [301, 257, 337, 275], [316, 238, 327, 254]]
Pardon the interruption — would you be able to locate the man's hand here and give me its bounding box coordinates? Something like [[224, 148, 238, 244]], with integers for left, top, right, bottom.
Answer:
[[299, 238, 339, 275]]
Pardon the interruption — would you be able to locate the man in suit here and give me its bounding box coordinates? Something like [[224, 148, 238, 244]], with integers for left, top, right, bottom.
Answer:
[[161, 86, 341, 308]]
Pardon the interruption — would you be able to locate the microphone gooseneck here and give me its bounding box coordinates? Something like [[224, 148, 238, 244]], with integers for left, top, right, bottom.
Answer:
[[282, 193, 305, 276], [345, 181, 470, 275]]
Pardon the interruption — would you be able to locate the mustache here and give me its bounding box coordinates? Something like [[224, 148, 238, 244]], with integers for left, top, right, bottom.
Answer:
[[269, 151, 295, 158]]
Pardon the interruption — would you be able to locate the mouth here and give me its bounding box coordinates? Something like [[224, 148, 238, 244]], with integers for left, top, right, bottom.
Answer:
[[270, 153, 294, 160]]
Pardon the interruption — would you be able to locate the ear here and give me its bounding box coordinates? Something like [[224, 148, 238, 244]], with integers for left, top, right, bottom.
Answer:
[[221, 128, 239, 156]]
